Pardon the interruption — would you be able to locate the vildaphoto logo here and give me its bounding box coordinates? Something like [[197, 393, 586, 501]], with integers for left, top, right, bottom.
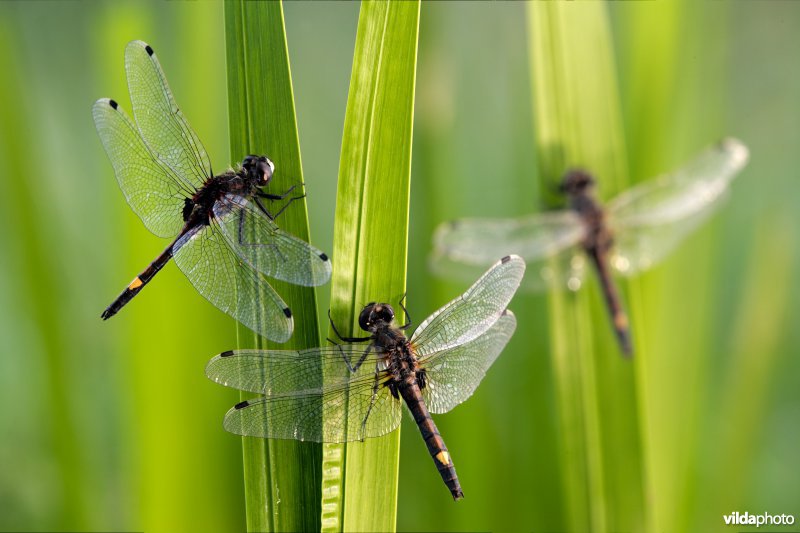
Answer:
[[723, 511, 795, 527]]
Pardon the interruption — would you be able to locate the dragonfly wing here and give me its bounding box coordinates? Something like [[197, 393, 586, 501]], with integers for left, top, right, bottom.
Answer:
[[172, 224, 293, 343], [212, 194, 332, 287], [411, 255, 525, 356], [523, 247, 588, 292], [420, 310, 516, 414], [607, 138, 749, 275], [93, 98, 188, 238], [221, 374, 402, 443], [433, 211, 585, 264], [431, 211, 585, 291], [206, 345, 382, 395], [125, 40, 212, 189]]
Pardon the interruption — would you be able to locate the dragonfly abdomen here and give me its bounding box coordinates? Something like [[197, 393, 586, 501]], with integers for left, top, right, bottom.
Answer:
[[399, 382, 464, 500], [100, 236, 178, 320], [587, 248, 632, 355]]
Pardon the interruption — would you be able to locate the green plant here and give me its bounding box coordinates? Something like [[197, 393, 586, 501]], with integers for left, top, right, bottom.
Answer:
[[322, 2, 420, 531], [226, 1, 323, 530], [527, 3, 645, 531], [225, 1, 419, 531]]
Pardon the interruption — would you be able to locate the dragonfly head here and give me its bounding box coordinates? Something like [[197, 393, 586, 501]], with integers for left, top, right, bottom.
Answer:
[[358, 303, 395, 332], [242, 155, 275, 186], [560, 169, 595, 196]]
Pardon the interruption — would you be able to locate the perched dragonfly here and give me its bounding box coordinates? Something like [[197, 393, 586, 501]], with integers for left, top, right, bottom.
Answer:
[[206, 255, 525, 500], [431, 139, 749, 355], [94, 40, 331, 342]]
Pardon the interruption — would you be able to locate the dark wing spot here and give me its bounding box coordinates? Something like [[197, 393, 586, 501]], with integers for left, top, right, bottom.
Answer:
[[501, 255, 512, 263], [234, 400, 250, 410], [283, 307, 292, 318], [109, 99, 118, 110], [145, 44, 154, 56], [219, 350, 235, 358], [319, 253, 329, 261]]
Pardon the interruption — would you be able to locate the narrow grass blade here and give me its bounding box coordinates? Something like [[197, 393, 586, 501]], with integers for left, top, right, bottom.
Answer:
[[322, 1, 420, 531], [528, 4, 645, 531], [225, 1, 322, 531]]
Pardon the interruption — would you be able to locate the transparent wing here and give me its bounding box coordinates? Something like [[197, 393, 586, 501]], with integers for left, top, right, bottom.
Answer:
[[411, 255, 525, 357], [206, 344, 383, 395], [212, 194, 332, 287], [607, 138, 749, 275], [432, 211, 585, 264], [92, 98, 189, 237], [172, 223, 293, 343], [431, 246, 586, 294], [420, 310, 516, 414], [207, 346, 402, 442], [523, 248, 588, 292], [430, 211, 586, 291], [125, 40, 212, 189]]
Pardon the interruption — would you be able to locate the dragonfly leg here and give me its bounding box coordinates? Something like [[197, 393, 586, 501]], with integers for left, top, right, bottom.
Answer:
[[330, 341, 374, 373], [253, 195, 276, 220], [268, 193, 306, 220], [351, 343, 374, 372], [398, 293, 412, 330], [259, 183, 300, 200], [359, 362, 382, 441], [236, 207, 287, 263], [257, 188, 306, 221], [327, 309, 373, 343]]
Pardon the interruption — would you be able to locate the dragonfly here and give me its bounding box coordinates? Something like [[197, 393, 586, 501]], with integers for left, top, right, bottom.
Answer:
[[431, 139, 749, 355], [94, 40, 331, 343], [206, 255, 525, 500]]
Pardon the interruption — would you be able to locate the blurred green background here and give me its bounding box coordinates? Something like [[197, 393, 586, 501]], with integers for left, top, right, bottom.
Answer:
[[0, 1, 798, 532]]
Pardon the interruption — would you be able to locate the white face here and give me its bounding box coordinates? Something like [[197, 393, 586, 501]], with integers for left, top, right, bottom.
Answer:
[[257, 157, 274, 186]]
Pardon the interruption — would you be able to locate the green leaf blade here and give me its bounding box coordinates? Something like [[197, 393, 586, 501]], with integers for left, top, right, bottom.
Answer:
[[225, 1, 323, 531], [323, 2, 420, 532], [527, 3, 645, 532]]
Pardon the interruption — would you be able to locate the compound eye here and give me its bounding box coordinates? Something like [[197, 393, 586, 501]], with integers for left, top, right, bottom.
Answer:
[[257, 160, 273, 184], [381, 304, 395, 323], [358, 305, 374, 331]]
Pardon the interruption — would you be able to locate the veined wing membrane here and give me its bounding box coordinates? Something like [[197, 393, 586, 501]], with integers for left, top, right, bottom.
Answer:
[[92, 98, 188, 238], [607, 138, 749, 275], [412, 255, 525, 356], [172, 223, 293, 343], [213, 194, 332, 287], [420, 310, 516, 414], [433, 211, 585, 265], [431, 211, 585, 291], [125, 40, 212, 188], [206, 344, 383, 395], [221, 373, 402, 443]]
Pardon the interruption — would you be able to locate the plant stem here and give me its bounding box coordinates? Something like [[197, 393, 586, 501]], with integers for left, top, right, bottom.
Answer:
[[322, 1, 420, 531], [225, 1, 322, 530], [527, 3, 646, 531]]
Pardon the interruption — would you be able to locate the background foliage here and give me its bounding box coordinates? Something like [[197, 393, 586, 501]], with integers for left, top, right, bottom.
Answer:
[[0, 2, 797, 532]]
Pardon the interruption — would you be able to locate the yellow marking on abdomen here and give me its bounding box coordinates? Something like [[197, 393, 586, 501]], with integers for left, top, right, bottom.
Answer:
[[435, 451, 451, 465], [614, 312, 629, 329], [128, 277, 144, 290]]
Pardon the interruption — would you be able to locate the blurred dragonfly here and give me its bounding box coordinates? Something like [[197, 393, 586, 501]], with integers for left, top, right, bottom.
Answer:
[[94, 41, 331, 343], [431, 139, 749, 355], [206, 255, 525, 500]]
